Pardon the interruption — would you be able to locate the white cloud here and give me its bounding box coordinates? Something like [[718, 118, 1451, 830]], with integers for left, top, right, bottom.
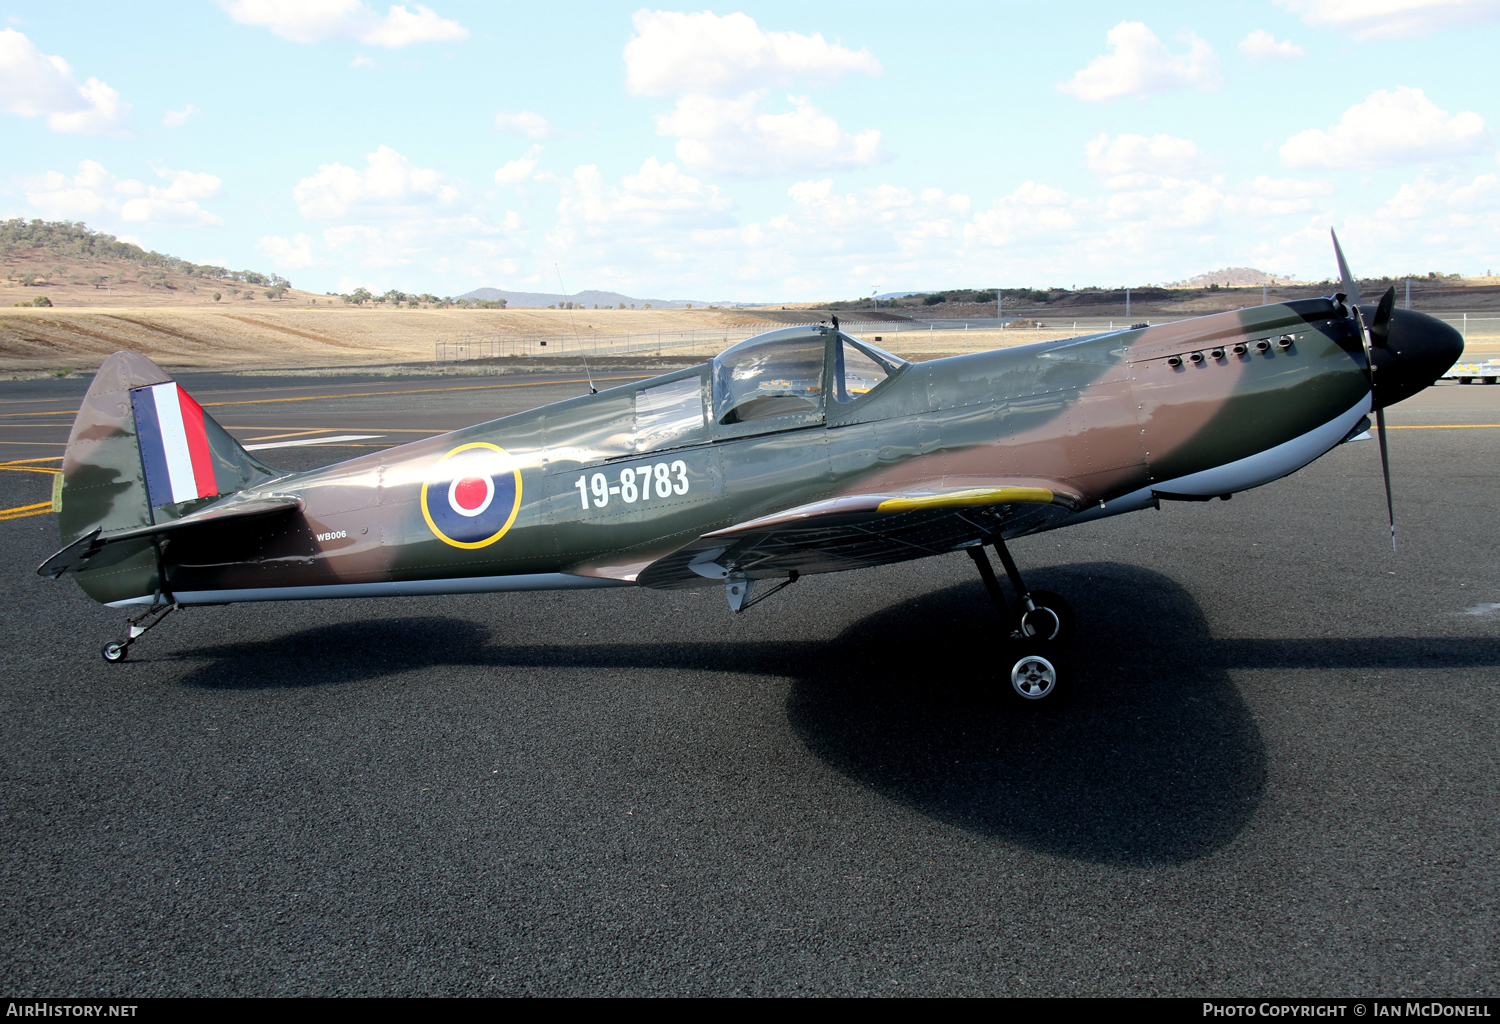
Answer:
[[223, 0, 468, 47], [494, 110, 552, 139], [1058, 22, 1221, 102], [1337, 170, 1500, 271], [23, 161, 222, 224], [657, 92, 885, 178], [623, 9, 880, 98], [622, 12, 884, 179], [1239, 175, 1336, 216], [1274, 0, 1500, 41], [963, 182, 1077, 247], [293, 145, 463, 219], [0, 28, 130, 134], [349, 53, 377, 68], [286, 146, 524, 288], [494, 145, 541, 187], [163, 104, 200, 127], [1085, 133, 1206, 186], [1238, 29, 1306, 59], [555, 157, 734, 234], [1374, 171, 1500, 219], [257, 233, 317, 268], [1280, 87, 1487, 168]]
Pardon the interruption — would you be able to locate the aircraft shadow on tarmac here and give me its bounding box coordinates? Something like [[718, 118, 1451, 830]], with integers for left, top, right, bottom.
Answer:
[[170, 562, 1500, 867]]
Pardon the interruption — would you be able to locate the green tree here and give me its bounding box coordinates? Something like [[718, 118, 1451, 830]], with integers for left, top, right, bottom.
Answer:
[[32, 295, 52, 307], [212, 292, 221, 302]]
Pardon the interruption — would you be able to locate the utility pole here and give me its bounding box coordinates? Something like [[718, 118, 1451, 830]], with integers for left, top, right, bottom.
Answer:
[[997, 288, 1002, 322], [1405, 278, 1411, 309], [1262, 283, 1267, 305], [1125, 287, 1131, 318]]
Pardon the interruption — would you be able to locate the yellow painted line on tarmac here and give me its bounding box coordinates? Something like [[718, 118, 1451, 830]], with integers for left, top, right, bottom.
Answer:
[[243, 428, 336, 441], [0, 509, 52, 521], [0, 464, 59, 475], [0, 375, 653, 418], [0, 501, 53, 521], [1381, 424, 1500, 429], [0, 456, 63, 464]]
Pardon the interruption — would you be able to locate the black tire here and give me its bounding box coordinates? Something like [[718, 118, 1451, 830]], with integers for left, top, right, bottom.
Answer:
[[1460, 377, 1473, 384], [101, 641, 127, 663], [1485, 377, 1497, 385], [1005, 643, 1066, 703], [1018, 590, 1074, 643]]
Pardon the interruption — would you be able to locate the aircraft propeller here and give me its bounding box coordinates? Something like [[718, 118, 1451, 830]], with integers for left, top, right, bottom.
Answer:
[[1331, 228, 1397, 551]]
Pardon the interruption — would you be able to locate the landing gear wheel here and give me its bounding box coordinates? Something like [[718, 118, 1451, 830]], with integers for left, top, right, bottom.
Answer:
[[101, 641, 128, 663], [1018, 590, 1074, 643], [1006, 644, 1066, 703]]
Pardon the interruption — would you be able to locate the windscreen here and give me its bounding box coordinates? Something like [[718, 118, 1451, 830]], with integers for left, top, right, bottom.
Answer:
[[635, 376, 705, 451], [712, 333, 826, 424], [834, 336, 899, 402]]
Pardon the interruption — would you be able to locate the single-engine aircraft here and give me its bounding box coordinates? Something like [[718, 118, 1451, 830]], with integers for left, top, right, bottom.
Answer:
[[39, 233, 1463, 701]]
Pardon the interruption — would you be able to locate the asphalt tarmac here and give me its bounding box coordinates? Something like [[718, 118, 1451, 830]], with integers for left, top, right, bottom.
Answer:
[[1, 367, 1497, 997]]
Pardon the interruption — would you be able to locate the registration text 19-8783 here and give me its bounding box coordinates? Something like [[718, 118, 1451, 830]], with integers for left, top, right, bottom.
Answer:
[[574, 460, 689, 509]]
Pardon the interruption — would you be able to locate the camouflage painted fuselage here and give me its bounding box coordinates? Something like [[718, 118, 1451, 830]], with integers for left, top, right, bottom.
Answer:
[[61, 296, 1461, 608]]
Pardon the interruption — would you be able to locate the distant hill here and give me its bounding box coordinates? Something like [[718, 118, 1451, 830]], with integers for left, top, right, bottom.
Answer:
[[1159, 267, 1307, 288], [0, 218, 313, 308], [458, 287, 736, 309]]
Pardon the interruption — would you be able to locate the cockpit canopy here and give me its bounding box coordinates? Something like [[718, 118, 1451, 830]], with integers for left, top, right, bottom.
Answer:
[[711, 326, 906, 425]]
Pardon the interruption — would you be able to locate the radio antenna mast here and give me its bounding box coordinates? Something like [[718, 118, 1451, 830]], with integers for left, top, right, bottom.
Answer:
[[555, 263, 596, 394]]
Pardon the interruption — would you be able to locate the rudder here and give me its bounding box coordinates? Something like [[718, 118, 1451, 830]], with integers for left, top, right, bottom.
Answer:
[[57, 351, 278, 605]]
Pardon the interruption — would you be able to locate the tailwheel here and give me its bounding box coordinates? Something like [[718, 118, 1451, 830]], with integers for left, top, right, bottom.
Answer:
[[1005, 643, 1067, 703], [1018, 590, 1073, 644], [101, 641, 128, 663]]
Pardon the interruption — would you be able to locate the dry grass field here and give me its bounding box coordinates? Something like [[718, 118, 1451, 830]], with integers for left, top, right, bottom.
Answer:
[[4, 303, 1495, 376], [0, 305, 788, 373]]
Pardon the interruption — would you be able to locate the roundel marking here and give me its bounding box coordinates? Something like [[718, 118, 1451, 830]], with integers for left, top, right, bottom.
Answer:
[[420, 442, 522, 549]]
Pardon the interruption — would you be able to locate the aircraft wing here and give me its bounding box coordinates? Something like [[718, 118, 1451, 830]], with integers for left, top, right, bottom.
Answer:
[[636, 484, 1081, 590], [38, 495, 302, 579]]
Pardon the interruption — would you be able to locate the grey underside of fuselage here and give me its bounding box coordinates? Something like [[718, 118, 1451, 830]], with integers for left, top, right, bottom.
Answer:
[[107, 572, 633, 607]]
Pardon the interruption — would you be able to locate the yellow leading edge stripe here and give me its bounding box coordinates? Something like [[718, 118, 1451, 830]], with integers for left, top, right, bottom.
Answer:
[[877, 486, 1055, 512]]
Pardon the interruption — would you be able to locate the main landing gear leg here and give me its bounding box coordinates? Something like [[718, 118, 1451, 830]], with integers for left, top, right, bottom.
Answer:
[[986, 534, 1073, 644], [968, 538, 1075, 704], [966, 545, 1019, 634], [101, 600, 178, 663]]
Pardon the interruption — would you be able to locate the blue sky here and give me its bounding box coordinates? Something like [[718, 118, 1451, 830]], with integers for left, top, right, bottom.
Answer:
[[3, 1, 1498, 300]]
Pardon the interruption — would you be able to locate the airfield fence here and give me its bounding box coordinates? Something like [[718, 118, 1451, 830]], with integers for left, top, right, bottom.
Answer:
[[432, 313, 1500, 366], [432, 316, 1200, 365]]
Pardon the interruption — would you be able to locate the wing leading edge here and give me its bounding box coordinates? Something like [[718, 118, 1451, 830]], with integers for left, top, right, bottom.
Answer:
[[636, 484, 1081, 590]]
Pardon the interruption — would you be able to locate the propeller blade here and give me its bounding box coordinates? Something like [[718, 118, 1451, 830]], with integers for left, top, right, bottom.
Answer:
[[1370, 285, 1395, 348], [1351, 302, 1395, 551], [1331, 227, 1362, 305], [1375, 406, 1396, 552]]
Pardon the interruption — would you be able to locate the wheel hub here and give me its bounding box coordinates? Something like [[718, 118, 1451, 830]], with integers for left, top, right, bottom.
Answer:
[[1010, 654, 1057, 699]]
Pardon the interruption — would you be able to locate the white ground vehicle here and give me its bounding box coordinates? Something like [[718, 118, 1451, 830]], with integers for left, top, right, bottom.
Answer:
[[1442, 359, 1500, 384]]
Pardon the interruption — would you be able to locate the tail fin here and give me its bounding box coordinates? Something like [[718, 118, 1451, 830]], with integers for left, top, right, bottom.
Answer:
[[56, 351, 278, 604]]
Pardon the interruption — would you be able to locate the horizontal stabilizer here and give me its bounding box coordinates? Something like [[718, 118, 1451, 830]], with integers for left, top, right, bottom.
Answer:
[[38, 495, 300, 579]]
